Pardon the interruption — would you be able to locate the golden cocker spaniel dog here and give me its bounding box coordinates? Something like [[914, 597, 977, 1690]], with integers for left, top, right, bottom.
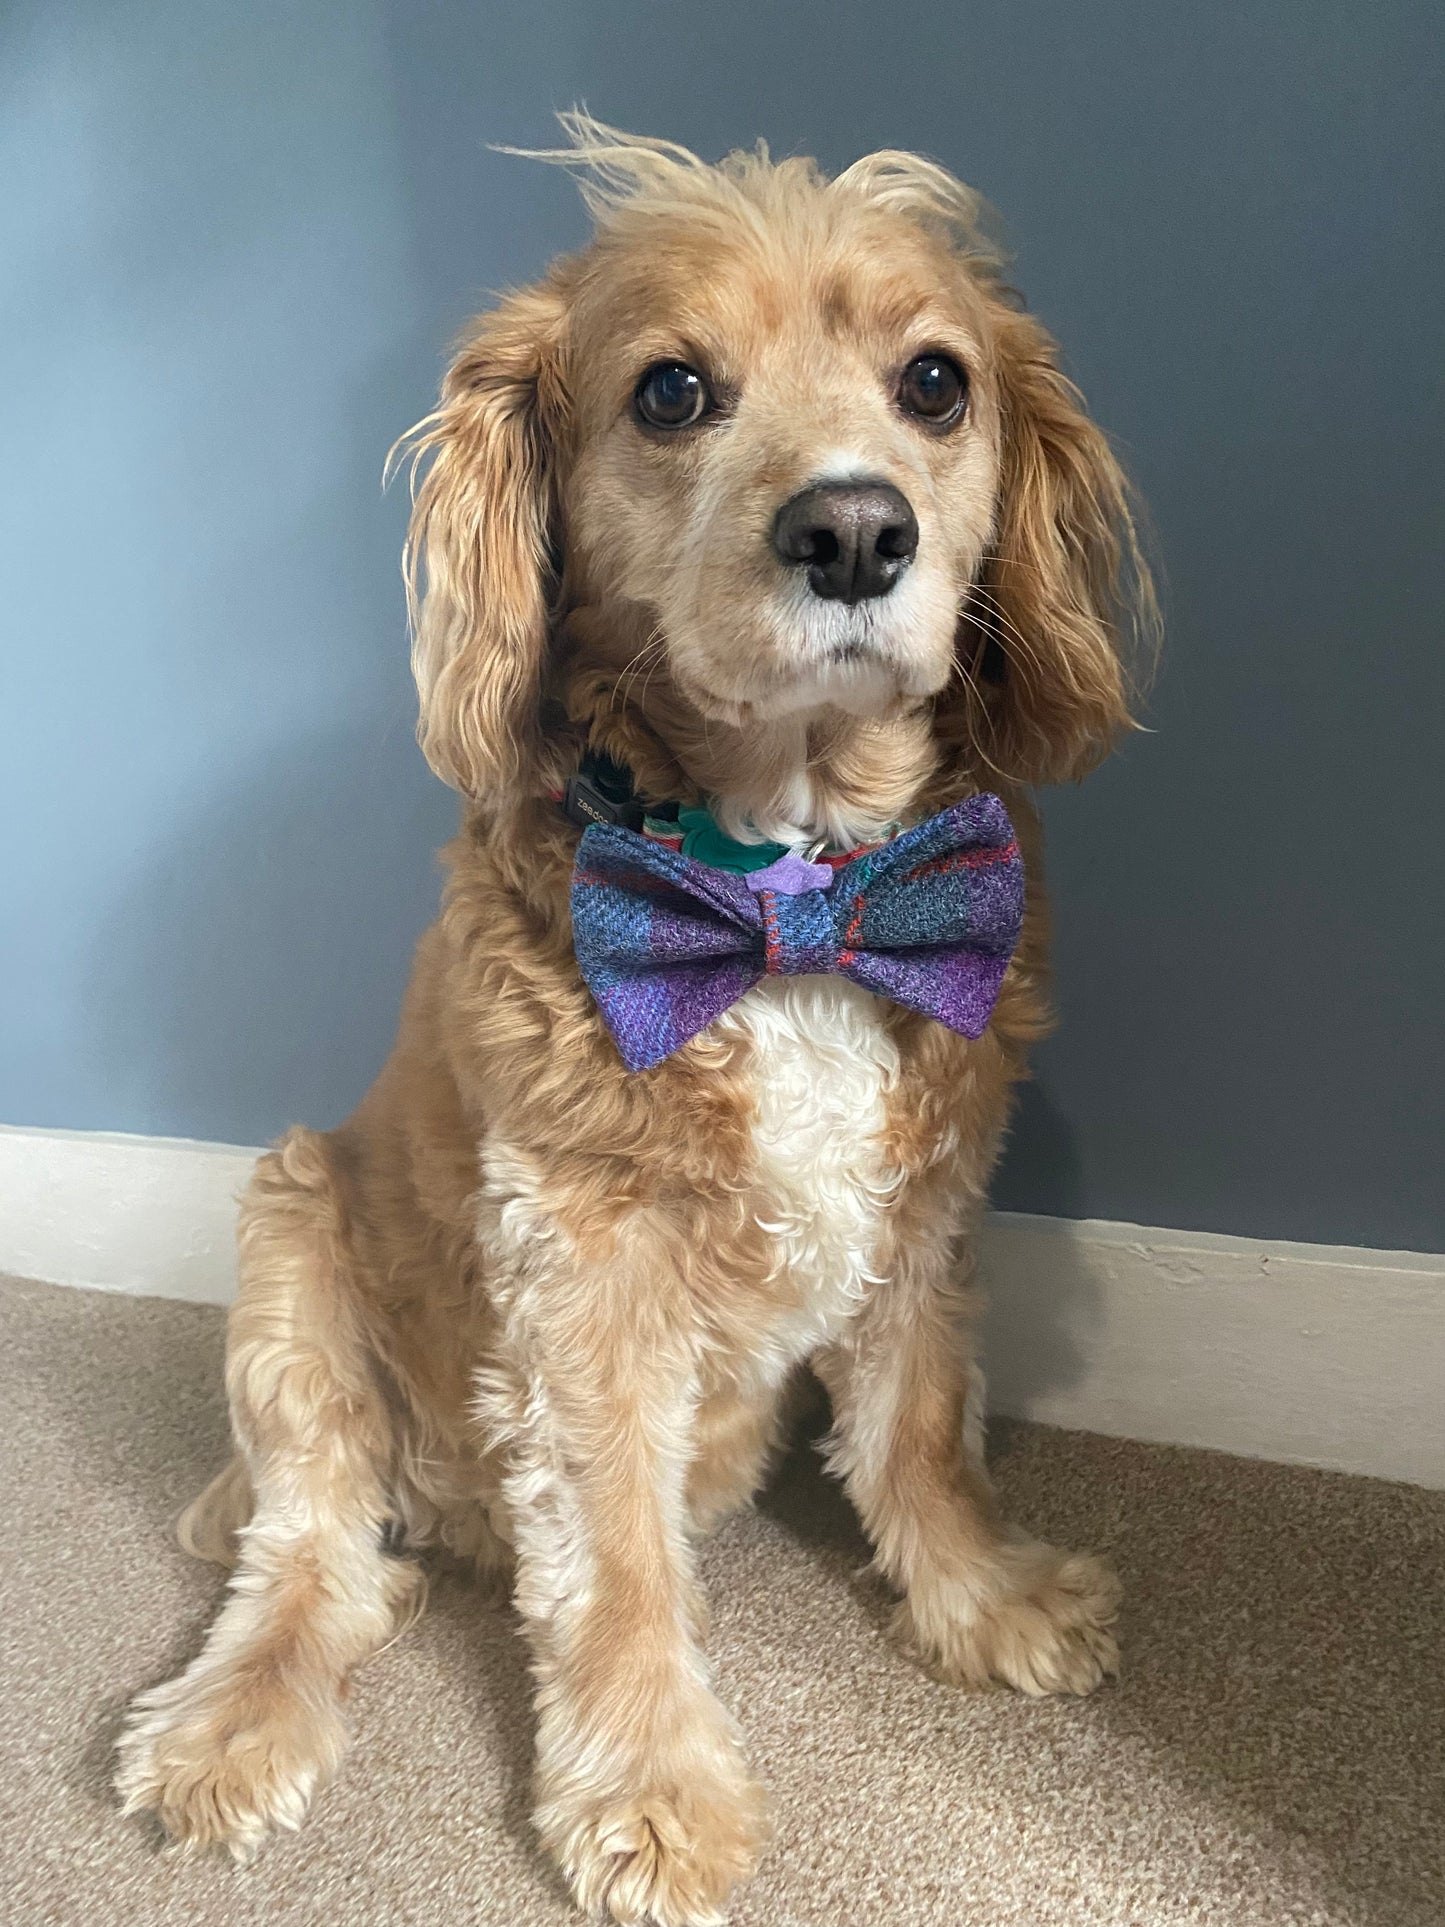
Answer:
[[117, 115, 1156, 1926]]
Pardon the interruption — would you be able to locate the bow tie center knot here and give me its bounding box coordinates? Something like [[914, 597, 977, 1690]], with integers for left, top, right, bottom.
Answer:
[[756, 883, 850, 978]]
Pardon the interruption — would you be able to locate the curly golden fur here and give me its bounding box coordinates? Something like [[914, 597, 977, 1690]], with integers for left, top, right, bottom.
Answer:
[[116, 115, 1156, 1925]]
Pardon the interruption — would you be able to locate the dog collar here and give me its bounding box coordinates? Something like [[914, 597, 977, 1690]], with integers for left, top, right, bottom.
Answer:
[[554, 752, 893, 875]]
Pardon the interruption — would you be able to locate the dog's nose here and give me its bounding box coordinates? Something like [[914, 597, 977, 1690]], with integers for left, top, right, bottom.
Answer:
[[771, 482, 919, 603]]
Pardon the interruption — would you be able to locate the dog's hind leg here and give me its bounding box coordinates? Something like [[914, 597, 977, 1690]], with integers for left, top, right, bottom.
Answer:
[[116, 1128, 423, 1860], [177, 1457, 253, 1567]]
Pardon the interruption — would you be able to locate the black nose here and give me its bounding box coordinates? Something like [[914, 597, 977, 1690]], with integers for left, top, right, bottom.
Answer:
[[770, 481, 919, 603]]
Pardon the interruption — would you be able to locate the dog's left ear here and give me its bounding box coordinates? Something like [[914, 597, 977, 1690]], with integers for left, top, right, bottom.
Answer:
[[955, 304, 1156, 786], [399, 276, 571, 805]]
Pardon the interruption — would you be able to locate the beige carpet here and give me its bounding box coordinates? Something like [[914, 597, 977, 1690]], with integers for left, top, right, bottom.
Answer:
[[1, 1275, 1442, 1927]]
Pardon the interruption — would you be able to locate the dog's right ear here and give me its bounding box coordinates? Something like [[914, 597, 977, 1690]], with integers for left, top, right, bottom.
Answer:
[[399, 278, 570, 804]]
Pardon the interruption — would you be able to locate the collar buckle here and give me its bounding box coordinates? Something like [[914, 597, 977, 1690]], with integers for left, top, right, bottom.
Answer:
[[562, 755, 646, 832]]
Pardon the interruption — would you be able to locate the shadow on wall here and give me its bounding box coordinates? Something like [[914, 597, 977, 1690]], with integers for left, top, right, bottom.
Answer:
[[88, 715, 456, 1148], [979, 1080, 1105, 1412], [994, 1074, 1087, 1221]]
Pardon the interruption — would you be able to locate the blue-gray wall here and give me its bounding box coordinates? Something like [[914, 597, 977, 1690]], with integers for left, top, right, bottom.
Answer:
[[4, 0, 1441, 1250]]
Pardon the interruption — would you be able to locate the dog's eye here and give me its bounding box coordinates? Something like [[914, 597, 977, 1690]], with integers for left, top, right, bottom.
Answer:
[[634, 361, 712, 430], [898, 353, 968, 427]]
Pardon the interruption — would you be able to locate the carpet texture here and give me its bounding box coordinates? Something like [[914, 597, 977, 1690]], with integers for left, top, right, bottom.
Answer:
[[1, 1273, 1441, 1927]]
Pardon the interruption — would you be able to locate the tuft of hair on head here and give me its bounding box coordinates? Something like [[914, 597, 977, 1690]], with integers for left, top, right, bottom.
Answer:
[[831, 149, 1005, 272], [497, 109, 842, 255], [498, 109, 1005, 270], [495, 108, 743, 219]]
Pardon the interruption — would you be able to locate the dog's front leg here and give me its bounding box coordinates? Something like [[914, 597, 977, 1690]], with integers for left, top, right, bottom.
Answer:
[[816, 1216, 1120, 1697], [484, 1237, 769, 1927]]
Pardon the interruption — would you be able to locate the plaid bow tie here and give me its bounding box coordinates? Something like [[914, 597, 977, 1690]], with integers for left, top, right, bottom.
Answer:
[[571, 794, 1024, 1071]]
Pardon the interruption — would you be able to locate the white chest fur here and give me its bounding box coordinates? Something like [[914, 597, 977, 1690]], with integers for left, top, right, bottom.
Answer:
[[717, 976, 902, 1369]]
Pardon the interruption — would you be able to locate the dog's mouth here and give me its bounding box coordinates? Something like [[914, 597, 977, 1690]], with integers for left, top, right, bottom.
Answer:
[[666, 558, 958, 726], [768, 651, 901, 718], [676, 644, 906, 729]]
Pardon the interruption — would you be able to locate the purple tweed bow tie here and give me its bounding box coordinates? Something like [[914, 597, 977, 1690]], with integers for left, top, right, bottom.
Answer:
[[571, 794, 1025, 1072]]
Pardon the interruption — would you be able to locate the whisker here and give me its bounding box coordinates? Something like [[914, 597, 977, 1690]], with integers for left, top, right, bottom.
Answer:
[[962, 587, 1048, 685], [628, 627, 670, 720], [952, 666, 1013, 783], [942, 629, 1013, 785], [615, 630, 666, 714]]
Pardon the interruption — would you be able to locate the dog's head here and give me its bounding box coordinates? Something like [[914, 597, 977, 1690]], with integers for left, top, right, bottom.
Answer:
[[400, 116, 1154, 840]]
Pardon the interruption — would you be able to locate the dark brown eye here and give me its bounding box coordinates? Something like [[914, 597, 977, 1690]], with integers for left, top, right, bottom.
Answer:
[[634, 361, 712, 430], [898, 353, 968, 427]]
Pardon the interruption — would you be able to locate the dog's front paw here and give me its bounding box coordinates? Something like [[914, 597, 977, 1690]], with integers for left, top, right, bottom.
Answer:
[[538, 1744, 769, 1926], [115, 1665, 346, 1860], [898, 1537, 1121, 1697]]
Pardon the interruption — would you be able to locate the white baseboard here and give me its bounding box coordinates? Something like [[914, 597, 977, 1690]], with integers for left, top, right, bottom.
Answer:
[[977, 1213, 1445, 1488], [0, 1124, 256, 1307], [3, 1123, 1442, 1487]]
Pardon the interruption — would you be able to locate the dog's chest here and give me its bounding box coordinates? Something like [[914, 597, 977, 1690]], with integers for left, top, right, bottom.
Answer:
[[719, 976, 902, 1356]]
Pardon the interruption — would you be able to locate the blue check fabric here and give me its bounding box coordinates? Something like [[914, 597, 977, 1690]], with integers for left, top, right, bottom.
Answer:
[[570, 793, 1025, 1072]]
